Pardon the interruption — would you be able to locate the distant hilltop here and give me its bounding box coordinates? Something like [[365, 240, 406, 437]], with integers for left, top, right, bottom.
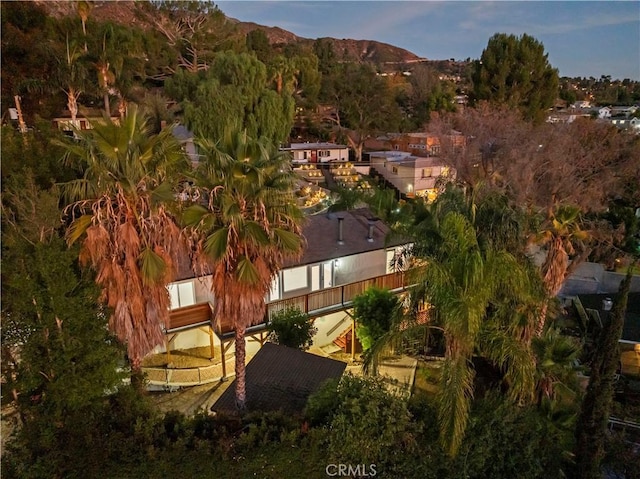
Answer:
[[35, 0, 428, 67]]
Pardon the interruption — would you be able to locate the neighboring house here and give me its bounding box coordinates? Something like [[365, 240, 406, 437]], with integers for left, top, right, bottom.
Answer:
[[611, 106, 638, 117], [364, 131, 464, 158], [368, 151, 454, 200], [598, 106, 612, 119], [52, 109, 120, 136], [171, 124, 200, 166], [281, 142, 349, 164], [572, 293, 640, 378], [608, 117, 640, 133], [547, 113, 591, 124], [571, 100, 592, 109], [155, 208, 411, 372]]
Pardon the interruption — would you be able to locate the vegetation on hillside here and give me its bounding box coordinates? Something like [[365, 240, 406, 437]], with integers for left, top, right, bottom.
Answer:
[[2, 2, 639, 477]]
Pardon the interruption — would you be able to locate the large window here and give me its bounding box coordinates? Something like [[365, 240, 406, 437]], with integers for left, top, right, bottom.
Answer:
[[283, 266, 308, 292], [318, 150, 331, 157], [167, 281, 196, 310]]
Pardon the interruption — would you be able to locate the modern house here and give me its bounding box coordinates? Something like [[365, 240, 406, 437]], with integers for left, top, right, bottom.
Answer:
[[52, 109, 120, 136], [150, 208, 411, 383], [281, 142, 350, 164], [368, 151, 454, 200], [364, 131, 464, 158]]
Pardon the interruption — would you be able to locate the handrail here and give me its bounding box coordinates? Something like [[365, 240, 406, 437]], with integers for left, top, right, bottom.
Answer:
[[167, 271, 409, 335]]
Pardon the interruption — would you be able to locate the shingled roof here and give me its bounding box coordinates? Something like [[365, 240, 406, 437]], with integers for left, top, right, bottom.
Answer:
[[283, 208, 407, 268], [211, 342, 347, 414]]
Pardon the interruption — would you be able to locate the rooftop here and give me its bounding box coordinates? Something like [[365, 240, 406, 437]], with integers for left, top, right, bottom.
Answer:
[[577, 292, 640, 343], [211, 342, 346, 414], [282, 142, 348, 151], [284, 208, 406, 267]]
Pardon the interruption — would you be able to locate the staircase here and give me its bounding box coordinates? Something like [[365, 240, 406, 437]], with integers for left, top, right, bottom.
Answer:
[[333, 323, 362, 354]]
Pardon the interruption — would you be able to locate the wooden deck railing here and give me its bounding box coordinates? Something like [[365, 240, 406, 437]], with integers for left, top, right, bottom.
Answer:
[[266, 271, 406, 319], [167, 271, 408, 335]]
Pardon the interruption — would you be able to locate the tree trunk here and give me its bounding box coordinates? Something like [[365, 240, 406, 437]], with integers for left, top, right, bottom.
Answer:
[[574, 268, 633, 479], [103, 92, 111, 118], [234, 327, 247, 411], [536, 236, 568, 335]]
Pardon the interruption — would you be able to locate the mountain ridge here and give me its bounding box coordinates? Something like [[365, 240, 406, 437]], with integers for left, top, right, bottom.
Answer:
[[34, 0, 427, 67]]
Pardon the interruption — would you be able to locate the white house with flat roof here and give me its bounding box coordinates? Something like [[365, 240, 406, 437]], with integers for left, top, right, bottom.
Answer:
[[369, 151, 454, 200], [281, 142, 349, 164]]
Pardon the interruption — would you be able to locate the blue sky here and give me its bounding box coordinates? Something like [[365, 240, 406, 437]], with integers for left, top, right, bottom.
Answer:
[[216, 1, 640, 80]]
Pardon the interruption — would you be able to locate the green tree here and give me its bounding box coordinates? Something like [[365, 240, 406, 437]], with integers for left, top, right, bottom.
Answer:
[[352, 287, 399, 351], [574, 268, 634, 479], [267, 307, 317, 350], [326, 63, 401, 161], [1, 178, 126, 476], [58, 106, 189, 371], [182, 128, 304, 410], [369, 193, 541, 457], [472, 33, 559, 122], [532, 327, 582, 405], [182, 51, 295, 144]]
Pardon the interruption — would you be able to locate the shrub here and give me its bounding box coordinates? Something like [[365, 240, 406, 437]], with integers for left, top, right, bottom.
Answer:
[[267, 307, 317, 350], [306, 373, 417, 467], [352, 287, 399, 351]]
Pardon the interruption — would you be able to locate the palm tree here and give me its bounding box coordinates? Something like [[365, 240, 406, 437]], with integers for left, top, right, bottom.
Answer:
[[58, 105, 188, 372], [365, 188, 541, 456], [532, 327, 582, 406], [182, 128, 304, 410], [57, 36, 88, 125], [535, 205, 589, 335], [420, 212, 537, 455]]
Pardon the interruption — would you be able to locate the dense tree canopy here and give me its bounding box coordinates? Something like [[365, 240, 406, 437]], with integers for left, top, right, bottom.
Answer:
[[178, 52, 295, 144], [472, 33, 559, 122]]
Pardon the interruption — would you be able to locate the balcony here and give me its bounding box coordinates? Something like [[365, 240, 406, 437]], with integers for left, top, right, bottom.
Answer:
[[166, 271, 408, 338]]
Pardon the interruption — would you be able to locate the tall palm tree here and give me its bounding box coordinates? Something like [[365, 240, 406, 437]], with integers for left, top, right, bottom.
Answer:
[[365, 189, 541, 456], [535, 205, 589, 335], [419, 212, 537, 455], [58, 105, 188, 372], [182, 128, 304, 410]]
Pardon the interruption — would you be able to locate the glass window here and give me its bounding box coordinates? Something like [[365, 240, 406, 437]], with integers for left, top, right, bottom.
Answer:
[[283, 266, 308, 292]]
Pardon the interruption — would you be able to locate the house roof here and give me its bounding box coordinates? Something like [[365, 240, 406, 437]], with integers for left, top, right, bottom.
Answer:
[[283, 208, 407, 268], [393, 156, 448, 168], [577, 293, 640, 343], [172, 124, 194, 141], [211, 342, 346, 414], [173, 208, 406, 281], [282, 142, 348, 151]]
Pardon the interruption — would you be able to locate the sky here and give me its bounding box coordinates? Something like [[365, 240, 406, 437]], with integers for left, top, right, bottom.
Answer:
[[216, 1, 640, 80]]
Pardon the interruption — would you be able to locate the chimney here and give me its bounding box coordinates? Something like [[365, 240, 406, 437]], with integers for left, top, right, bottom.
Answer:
[[337, 216, 344, 245], [367, 218, 376, 242]]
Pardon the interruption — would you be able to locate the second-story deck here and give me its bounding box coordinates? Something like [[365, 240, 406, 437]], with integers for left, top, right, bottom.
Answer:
[[165, 271, 408, 338]]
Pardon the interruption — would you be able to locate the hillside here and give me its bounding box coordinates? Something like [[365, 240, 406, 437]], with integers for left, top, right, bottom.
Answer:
[[35, 0, 427, 67]]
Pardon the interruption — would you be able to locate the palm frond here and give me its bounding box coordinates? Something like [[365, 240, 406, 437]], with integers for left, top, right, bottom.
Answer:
[[138, 247, 167, 286], [203, 227, 230, 261], [236, 255, 260, 285], [66, 214, 93, 245], [437, 356, 475, 456]]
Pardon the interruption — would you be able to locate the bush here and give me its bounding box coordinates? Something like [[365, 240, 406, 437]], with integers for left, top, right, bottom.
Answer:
[[306, 373, 417, 468], [352, 287, 399, 351], [267, 307, 317, 350]]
